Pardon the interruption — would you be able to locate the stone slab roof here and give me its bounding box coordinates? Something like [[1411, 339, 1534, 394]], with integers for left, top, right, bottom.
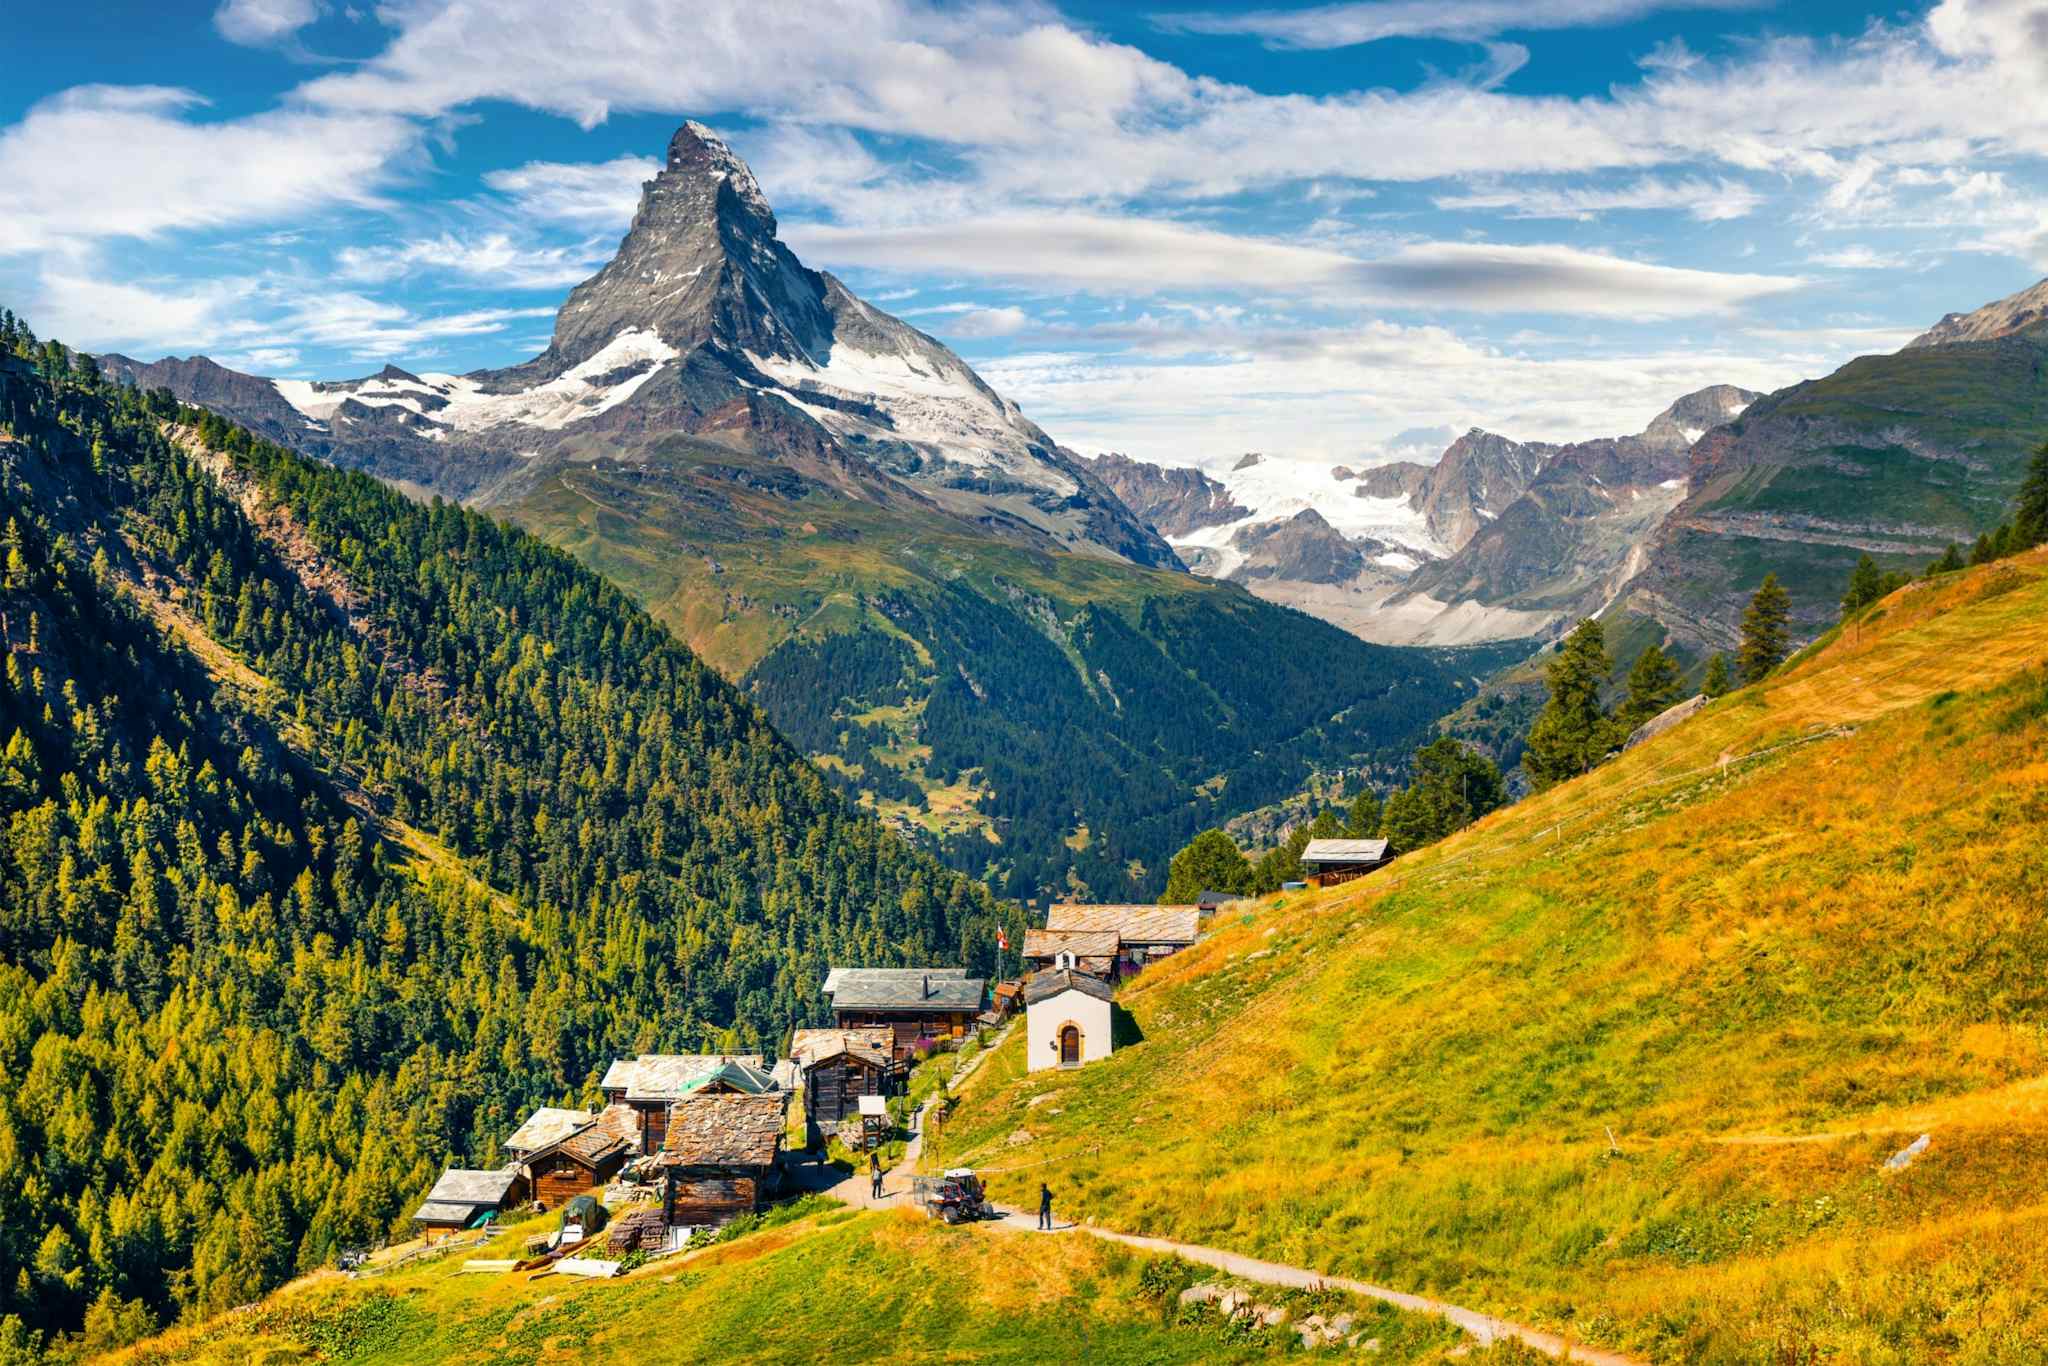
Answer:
[[1044, 904, 1199, 945], [660, 1093, 787, 1168], [825, 968, 985, 1012]]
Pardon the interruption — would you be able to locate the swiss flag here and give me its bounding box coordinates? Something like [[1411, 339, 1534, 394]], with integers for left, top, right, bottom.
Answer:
[[997, 927, 1009, 951]]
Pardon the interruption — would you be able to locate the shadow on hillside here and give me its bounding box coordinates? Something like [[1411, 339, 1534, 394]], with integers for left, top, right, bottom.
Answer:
[[1112, 1004, 1144, 1048]]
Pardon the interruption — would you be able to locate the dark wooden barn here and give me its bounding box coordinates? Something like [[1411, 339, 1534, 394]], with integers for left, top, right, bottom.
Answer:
[[659, 1092, 788, 1228]]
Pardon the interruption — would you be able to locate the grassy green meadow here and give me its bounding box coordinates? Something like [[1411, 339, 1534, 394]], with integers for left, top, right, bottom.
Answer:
[[935, 548, 2048, 1363]]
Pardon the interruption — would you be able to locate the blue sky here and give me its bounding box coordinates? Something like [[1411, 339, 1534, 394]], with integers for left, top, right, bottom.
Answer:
[[6, 0, 2048, 469]]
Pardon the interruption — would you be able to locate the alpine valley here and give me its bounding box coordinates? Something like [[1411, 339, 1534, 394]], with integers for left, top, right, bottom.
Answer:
[[97, 123, 1465, 905]]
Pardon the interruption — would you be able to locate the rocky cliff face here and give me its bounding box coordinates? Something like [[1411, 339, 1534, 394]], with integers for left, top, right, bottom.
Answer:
[[1228, 508, 1368, 583], [1414, 429, 1554, 551], [1075, 451, 1248, 540], [1398, 386, 1757, 632]]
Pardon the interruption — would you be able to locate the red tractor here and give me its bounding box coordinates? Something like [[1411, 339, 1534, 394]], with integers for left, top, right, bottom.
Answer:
[[914, 1168, 996, 1224]]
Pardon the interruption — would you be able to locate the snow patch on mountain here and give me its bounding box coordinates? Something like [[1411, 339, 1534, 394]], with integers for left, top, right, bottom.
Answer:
[[748, 343, 1080, 497], [271, 328, 681, 434]]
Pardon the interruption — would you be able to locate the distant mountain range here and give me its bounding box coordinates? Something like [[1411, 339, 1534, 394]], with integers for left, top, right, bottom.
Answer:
[[98, 122, 1465, 903], [1094, 275, 2048, 671], [1083, 384, 1757, 646]]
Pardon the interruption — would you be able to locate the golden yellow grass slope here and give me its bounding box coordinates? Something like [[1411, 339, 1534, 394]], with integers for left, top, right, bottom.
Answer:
[[939, 550, 2048, 1365]]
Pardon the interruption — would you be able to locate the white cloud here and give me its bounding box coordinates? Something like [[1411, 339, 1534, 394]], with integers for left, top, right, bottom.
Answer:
[[482, 155, 657, 227], [943, 306, 1031, 338], [0, 85, 414, 255], [214, 0, 323, 48], [1807, 245, 1907, 269], [28, 267, 552, 368], [1151, 0, 1759, 50], [1434, 175, 1763, 221], [978, 322, 1817, 464], [792, 213, 1803, 316], [334, 231, 607, 289]]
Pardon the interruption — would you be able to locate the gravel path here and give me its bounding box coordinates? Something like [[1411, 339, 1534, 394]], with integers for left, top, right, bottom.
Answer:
[[983, 1208, 1644, 1365]]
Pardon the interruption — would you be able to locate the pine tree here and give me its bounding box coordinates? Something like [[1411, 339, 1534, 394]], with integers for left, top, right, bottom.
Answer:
[[1620, 644, 1683, 729], [1162, 829, 1250, 902], [2013, 442, 2048, 551], [1344, 787, 1382, 838], [1702, 652, 1731, 697], [1380, 736, 1504, 853], [1840, 554, 1884, 619], [1523, 618, 1618, 791], [1926, 543, 1963, 577], [1737, 573, 1792, 684]]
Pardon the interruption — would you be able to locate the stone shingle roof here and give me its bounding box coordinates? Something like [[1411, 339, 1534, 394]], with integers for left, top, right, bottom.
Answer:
[[1044, 904, 1199, 945], [660, 1093, 787, 1167], [423, 1167, 521, 1206], [789, 1027, 894, 1068], [1024, 969, 1115, 1007], [1021, 929, 1120, 960], [504, 1106, 593, 1155], [824, 968, 985, 1012], [600, 1054, 766, 1094]]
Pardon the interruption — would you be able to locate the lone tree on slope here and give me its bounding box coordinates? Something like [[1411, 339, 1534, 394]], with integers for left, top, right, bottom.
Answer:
[[1523, 618, 1619, 791], [1738, 573, 1792, 685], [1620, 643, 1683, 730], [1162, 828, 1250, 903], [1702, 652, 1732, 697]]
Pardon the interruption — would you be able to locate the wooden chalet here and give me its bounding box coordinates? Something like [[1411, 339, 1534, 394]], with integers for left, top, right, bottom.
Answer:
[[1043, 905, 1200, 975], [413, 1167, 526, 1244], [658, 1092, 788, 1228], [789, 1027, 894, 1126], [1021, 928, 1120, 979], [598, 1054, 776, 1153], [524, 1125, 632, 1208], [823, 968, 987, 1059], [503, 1105, 634, 1209], [1300, 837, 1391, 888], [1195, 888, 1242, 912]]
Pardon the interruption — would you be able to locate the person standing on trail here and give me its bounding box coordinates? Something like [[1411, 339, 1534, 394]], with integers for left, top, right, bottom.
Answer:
[[1038, 1182, 1053, 1231], [870, 1151, 883, 1200]]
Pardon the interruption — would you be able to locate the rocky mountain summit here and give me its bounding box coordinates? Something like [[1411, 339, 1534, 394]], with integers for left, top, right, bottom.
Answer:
[[1905, 276, 2048, 349]]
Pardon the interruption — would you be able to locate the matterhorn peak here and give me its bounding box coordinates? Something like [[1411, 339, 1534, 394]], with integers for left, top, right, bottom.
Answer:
[[542, 119, 829, 373], [667, 120, 775, 230]]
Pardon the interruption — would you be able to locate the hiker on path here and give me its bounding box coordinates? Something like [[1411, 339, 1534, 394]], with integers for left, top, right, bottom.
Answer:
[[1038, 1182, 1053, 1231], [870, 1152, 883, 1200]]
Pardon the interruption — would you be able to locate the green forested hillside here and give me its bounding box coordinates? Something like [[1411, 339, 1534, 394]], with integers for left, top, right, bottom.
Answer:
[[0, 320, 1009, 1353]]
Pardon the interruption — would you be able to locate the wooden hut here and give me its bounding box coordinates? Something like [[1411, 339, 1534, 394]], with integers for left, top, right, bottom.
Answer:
[[823, 968, 987, 1059], [413, 1167, 525, 1244], [789, 1028, 893, 1126], [1300, 837, 1391, 887], [658, 1093, 788, 1228], [522, 1125, 632, 1208]]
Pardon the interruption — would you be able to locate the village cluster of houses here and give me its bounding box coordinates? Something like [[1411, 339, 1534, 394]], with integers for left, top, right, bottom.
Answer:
[[413, 874, 1395, 1248]]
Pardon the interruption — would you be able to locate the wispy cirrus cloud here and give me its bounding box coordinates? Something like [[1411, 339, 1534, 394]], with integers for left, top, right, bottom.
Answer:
[[0, 84, 414, 255], [1149, 0, 1761, 51], [335, 231, 609, 289]]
